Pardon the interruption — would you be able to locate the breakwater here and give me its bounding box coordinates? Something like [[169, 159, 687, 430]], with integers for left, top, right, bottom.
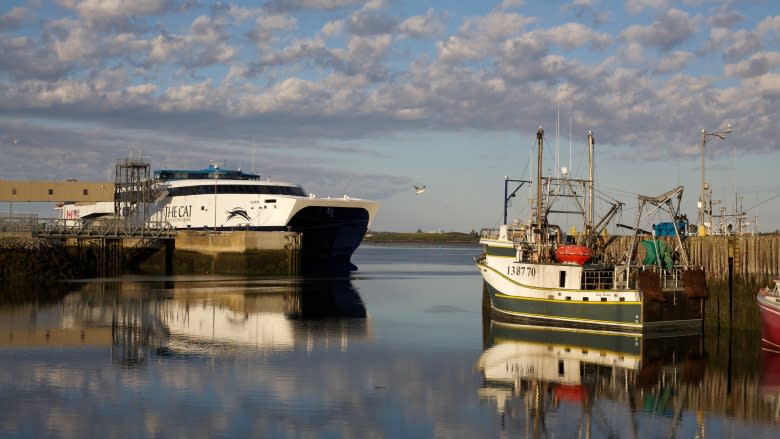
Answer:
[[0, 237, 90, 302], [0, 230, 302, 302], [140, 230, 301, 275]]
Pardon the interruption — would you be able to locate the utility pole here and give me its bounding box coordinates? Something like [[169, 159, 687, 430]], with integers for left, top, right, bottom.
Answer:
[[698, 123, 732, 236]]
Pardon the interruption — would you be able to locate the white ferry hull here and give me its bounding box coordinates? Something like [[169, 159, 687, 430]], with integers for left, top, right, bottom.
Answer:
[[60, 176, 378, 273]]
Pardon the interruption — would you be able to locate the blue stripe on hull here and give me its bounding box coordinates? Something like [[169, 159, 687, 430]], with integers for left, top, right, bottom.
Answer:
[[484, 281, 643, 331], [487, 321, 643, 356]]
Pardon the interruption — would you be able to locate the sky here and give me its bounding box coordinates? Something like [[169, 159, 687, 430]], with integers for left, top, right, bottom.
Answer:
[[0, 0, 779, 233]]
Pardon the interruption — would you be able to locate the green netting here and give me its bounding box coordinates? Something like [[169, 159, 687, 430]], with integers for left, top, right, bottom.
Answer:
[[640, 240, 673, 270]]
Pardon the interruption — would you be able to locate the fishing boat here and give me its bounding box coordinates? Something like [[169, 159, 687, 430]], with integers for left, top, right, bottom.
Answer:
[[758, 277, 780, 349], [475, 128, 708, 333], [59, 161, 378, 273]]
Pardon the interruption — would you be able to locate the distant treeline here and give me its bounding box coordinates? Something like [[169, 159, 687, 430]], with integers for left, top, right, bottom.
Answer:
[[364, 231, 480, 243]]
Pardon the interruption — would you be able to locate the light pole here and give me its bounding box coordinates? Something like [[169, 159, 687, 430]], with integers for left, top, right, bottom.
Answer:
[[212, 161, 219, 231], [698, 123, 732, 236]]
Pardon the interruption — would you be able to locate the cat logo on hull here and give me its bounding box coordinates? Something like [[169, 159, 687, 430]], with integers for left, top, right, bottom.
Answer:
[[226, 207, 251, 222]]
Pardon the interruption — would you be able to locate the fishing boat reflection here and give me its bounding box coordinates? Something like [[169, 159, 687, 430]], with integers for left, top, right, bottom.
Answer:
[[477, 319, 706, 437]]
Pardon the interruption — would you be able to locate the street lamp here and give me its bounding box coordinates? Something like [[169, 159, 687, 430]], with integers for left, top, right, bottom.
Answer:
[[698, 122, 732, 236]]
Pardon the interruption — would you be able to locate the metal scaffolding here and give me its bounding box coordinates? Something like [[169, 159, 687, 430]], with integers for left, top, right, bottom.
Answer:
[[114, 155, 156, 224]]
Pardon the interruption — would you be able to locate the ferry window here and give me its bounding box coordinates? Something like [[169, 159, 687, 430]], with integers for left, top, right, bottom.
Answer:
[[559, 271, 566, 288], [48, 189, 54, 195]]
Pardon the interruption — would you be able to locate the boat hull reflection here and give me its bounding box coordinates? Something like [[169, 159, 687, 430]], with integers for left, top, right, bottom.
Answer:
[[478, 319, 706, 437], [108, 277, 370, 364], [0, 277, 369, 366], [761, 347, 780, 422]]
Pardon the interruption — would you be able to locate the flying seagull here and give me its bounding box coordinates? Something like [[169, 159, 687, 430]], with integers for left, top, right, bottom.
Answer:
[[414, 185, 426, 195]]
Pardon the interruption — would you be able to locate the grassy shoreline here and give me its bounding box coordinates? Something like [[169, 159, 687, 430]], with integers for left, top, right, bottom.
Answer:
[[363, 231, 480, 244]]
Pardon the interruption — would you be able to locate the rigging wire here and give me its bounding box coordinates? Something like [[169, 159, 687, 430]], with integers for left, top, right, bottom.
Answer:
[[744, 193, 780, 212]]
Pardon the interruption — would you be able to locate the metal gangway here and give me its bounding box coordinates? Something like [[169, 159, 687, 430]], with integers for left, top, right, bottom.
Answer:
[[1, 214, 176, 240], [36, 217, 176, 240]]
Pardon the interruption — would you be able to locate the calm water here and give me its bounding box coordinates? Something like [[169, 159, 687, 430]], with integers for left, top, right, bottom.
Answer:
[[1, 244, 779, 438]]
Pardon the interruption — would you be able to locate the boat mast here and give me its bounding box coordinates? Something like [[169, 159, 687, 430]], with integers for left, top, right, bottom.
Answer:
[[587, 130, 595, 237], [536, 127, 544, 243]]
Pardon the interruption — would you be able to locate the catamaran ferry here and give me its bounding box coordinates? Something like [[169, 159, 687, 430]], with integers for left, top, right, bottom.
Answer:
[[60, 162, 378, 273]]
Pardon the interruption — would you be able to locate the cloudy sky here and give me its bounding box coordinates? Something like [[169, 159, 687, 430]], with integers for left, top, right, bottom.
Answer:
[[0, 0, 778, 233]]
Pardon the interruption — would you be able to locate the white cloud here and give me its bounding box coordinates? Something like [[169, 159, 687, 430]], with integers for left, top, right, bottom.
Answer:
[[498, 0, 526, 9], [722, 29, 761, 62], [147, 34, 186, 64], [399, 9, 445, 39], [459, 12, 533, 41], [37, 80, 93, 105], [321, 19, 345, 38], [757, 73, 780, 96], [621, 8, 696, 51], [335, 34, 393, 76], [53, 23, 99, 63], [539, 23, 610, 51], [653, 50, 693, 73], [226, 6, 261, 23], [724, 51, 780, 79], [625, 0, 670, 15], [61, 0, 172, 22], [620, 41, 644, 64], [0, 6, 28, 30], [261, 37, 328, 66], [437, 12, 535, 63], [126, 83, 157, 95], [250, 14, 297, 47], [437, 36, 486, 63], [160, 79, 216, 111], [756, 15, 780, 39], [264, 0, 365, 13]]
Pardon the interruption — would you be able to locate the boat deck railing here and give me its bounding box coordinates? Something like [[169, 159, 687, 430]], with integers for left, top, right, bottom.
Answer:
[[613, 265, 689, 290], [582, 268, 615, 290], [35, 217, 176, 239], [0, 214, 39, 235]]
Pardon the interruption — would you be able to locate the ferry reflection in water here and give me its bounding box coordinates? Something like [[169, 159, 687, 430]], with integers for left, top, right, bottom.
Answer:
[[2, 277, 370, 365], [477, 319, 708, 438]]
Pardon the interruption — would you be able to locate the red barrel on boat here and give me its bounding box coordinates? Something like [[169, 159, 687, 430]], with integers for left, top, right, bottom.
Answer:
[[555, 245, 592, 265]]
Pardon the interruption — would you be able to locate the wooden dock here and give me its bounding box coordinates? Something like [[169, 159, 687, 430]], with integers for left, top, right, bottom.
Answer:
[[602, 234, 780, 329]]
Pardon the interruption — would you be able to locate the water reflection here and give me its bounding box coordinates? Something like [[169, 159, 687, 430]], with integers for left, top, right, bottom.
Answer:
[[478, 319, 709, 437], [762, 347, 780, 422], [1, 276, 370, 366]]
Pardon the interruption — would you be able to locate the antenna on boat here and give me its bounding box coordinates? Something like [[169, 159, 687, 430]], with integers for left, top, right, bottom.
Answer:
[[536, 126, 544, 243], [556, 97, 560, 179], [587, 130, 595, 236]]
